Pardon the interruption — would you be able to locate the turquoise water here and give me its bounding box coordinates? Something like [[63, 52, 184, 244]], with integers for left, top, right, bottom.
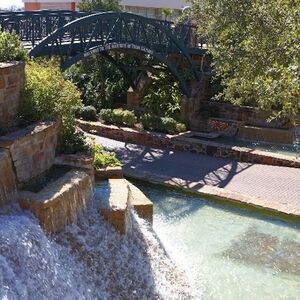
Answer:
[[136, 182, 300, 300]]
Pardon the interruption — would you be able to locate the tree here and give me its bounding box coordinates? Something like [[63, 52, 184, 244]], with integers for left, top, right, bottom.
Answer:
[[77, 0, 122, 12], [189, 0, 300, 122], [160, 8, 174, 21]]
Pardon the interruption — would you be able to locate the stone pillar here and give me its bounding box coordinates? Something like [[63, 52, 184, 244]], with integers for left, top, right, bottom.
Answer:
[[127, 71, 153, 110], [180, 74, 211, 130], [0, 61, 25, 132], [127, 87, 141, 110]]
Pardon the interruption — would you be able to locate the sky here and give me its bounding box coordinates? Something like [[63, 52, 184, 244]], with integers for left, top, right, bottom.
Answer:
[[0, 0, 23, 9]]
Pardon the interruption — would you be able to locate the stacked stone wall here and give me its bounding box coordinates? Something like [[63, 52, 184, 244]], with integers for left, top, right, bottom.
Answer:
[[0, 62, 25, 131], [0, 121, 60, 184]]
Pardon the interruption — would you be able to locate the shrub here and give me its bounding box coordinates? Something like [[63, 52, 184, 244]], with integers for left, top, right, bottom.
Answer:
[[99, 109, 113, 123], [58, 130, 90, 154], [75, 105, 97, 121], [142, 72, 182, 118], [99, 108, 137, 127], [176, 122, 187, 133], [0, 30, 27, 62], [140, 114, 186, 134], [93, 144, 121, 169], [140, 114, 162, 131], [20, 59, 87, 154]]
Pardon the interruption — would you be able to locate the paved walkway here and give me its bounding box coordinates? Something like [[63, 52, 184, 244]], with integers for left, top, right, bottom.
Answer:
[[92, 135, 300, 217]]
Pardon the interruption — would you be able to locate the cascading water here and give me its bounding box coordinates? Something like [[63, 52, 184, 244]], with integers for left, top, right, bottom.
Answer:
[[0, 193, 191, 299]]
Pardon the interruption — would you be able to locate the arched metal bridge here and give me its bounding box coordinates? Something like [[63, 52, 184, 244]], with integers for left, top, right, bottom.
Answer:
[[0, 10, 206, 96]]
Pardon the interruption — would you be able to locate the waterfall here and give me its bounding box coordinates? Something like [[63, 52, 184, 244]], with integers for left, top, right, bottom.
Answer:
[[0, 150, 18, 207], [0, 194, 192, 300]]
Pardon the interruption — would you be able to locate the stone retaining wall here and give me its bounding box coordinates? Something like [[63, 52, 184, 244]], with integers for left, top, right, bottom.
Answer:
[[0, 150, 18, 206], [0, 61, 25, 131], [0, 120, 60, 184], [78, 120, 300, 169]]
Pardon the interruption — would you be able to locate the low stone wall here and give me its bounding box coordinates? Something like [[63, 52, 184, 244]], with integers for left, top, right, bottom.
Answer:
[[78, 120, 300, 169], [0, 61, 25, 131], [184, 98, 300, 130], [0, 120, 60, 184], [19, 170, 94, 234], [0, 150, 18, 206]]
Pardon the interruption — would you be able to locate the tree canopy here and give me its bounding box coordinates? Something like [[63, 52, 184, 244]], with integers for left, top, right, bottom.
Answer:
[[78, 0, 121, 12], [189, 0, 300, 121]]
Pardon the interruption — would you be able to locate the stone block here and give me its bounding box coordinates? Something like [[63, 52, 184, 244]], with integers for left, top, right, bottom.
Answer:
[[0, 120, 60, 184], [19, 170, 94, 234], [54, 154, 94, 170], [97, 179, 153, 234]]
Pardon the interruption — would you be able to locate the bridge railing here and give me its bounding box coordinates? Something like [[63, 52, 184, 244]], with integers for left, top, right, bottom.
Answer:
[[0, 10, 202, 48], [0, 10, 89, 46]]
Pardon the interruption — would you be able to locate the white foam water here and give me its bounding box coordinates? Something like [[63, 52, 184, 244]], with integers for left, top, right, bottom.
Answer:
[[0, 198, 191, 300]]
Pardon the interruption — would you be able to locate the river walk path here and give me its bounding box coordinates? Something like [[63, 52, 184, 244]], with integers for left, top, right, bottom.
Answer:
[[92, 134, 300, 219]]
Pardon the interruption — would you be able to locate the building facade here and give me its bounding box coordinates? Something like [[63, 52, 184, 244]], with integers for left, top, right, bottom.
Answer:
[[23, 0, 189, 20]]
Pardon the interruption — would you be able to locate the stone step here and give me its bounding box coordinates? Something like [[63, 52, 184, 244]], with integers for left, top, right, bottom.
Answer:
[[98, 178, 153, 234]]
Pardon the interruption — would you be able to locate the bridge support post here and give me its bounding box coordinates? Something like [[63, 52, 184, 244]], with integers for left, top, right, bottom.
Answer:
[[180, 74, 211, 130]]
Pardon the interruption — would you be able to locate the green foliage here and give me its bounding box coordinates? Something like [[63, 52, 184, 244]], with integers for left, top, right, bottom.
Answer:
[[140, 114, 186, 134], [0, 30, 27, 62], [20, 59, 87, 154], [160, 8, 174, 20], [78, 0, 121, 12], [58, 130, 90, 154], [189, 0, 300, 122], [142, 72, 182, 118], [74, 105, 97, 121], [99, 108, 137, 127], [93, 144, 121, 169], [64, 54, 128, 111]]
